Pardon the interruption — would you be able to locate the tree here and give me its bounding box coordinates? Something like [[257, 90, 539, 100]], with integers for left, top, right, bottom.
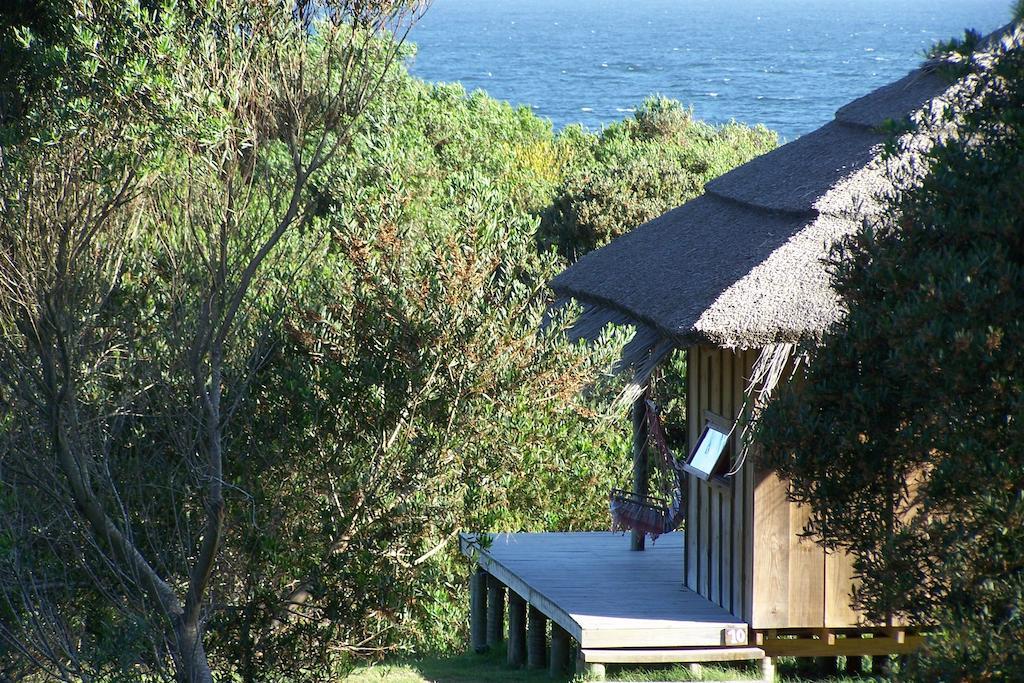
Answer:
[[0, 1, 423, 680], [756, 28, 1024, 679]]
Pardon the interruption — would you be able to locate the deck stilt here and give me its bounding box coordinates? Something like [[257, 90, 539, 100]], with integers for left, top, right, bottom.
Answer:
[[527, 605, 548, 669], [549, 623, 571, 676], [576, 652, 606, 681], [469, 567, 488, 653], [486, 576, 505, 647], [872, 654, 892, 676], [846, 654, 864, 674], [507, 592, 527, 667], [760, 656, 776, 682]]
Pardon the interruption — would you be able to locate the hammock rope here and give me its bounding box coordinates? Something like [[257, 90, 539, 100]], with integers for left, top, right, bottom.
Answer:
[[608, 400, 685, 542], [608, 344, 804, 541]]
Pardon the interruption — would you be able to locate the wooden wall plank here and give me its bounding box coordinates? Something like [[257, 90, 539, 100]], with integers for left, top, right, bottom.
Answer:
[[709, 349, 722, 605], [825, 547, 861, 627], [735, 349, 748, 617], [743, 439, 755, 623], [787, 498, 826, 627], [742, 350, 756, 623], [685, 347, 699, 591], [696, 483, 705, 595], [698, 349, 712, 599], [752, 469, 791, 628], [710, 484, 721, 605], [721, 350, 734, 612]]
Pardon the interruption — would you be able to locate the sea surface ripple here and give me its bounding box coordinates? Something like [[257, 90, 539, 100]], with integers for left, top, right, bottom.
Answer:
[[408, 0, 1011, 141]]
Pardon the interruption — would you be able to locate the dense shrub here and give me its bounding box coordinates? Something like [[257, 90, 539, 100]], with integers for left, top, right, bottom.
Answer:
[[0, 5, 773, 680], [756, 30, 1024, 680], [539, 96, 776, 258], [202, 70, 635, 672]]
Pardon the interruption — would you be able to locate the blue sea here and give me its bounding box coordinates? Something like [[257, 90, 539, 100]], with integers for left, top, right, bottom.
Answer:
[[407, 0, 1012, 141]]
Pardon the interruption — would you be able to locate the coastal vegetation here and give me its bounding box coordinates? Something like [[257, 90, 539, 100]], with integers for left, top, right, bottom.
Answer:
[[8, 1, 1020, 681], [0, 1, 774, 680]]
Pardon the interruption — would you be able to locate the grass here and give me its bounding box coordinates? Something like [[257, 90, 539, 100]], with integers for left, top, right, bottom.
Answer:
[[342, 646, 893, 682], [343, 647, 553, 682]]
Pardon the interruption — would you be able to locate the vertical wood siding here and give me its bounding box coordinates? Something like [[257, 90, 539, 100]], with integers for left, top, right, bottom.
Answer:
[[683, 345, 863, 629], [683, 347, 755, 621]]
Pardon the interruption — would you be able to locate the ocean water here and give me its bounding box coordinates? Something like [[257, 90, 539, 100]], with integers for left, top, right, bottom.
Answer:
[[407, 0, 1012, 141]]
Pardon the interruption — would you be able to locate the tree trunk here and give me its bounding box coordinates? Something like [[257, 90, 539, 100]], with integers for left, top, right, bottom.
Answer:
[[175, 620, 214, 683]]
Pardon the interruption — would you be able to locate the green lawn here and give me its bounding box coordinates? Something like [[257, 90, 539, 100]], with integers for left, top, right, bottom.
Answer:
[[342, 647, 889, 682]]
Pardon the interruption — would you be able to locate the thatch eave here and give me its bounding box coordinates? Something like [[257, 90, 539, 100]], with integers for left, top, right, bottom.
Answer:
[[551, 22, 1023, 380]]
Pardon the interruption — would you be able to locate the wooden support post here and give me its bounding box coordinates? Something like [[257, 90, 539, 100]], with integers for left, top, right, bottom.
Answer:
[[469, 567, 488, 653], [527, 606, 547, 669], [760, 656, 776, 682], [846, 654, 864, 674], [576, 651, 605, 681], [549, 623, 571, 677], [872, 654, 892, 676], [507, 592, 527, 667], [630, 389, 650, 551], [486, 576, 505, 647]]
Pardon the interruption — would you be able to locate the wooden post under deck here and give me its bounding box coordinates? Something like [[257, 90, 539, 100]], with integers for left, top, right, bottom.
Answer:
[[577, 652, 606, 681], [507, 592, 527, 667], [549, 622, 571, 676], [470, 566, 488, 653], [527, 605, 548, 669], [486, 575, 505, 647], [630, 389, 650, 551]]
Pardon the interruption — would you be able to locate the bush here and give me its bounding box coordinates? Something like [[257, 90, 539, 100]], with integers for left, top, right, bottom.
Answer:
[[756, 31, 1024, 680], [539, 96, 776, 258], [0, 5, 774, 679]]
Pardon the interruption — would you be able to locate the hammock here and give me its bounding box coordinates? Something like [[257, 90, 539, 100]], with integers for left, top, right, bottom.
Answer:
[[609, 400, 686, 542]]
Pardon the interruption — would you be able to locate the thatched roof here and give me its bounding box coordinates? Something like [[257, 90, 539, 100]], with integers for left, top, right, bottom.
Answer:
[[550, 25, 1018, 353]]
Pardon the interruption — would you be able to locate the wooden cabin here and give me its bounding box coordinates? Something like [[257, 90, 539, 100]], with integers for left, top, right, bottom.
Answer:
[[682, 347, 862, 631], [459, 32, 1012, 679]]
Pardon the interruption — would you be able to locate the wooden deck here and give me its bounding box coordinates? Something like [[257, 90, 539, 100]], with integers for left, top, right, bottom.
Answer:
[[460, 531, 751, 650]]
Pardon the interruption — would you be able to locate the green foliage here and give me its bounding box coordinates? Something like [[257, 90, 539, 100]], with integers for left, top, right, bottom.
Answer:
[[539, 96, 776, 258], [1, 4, 772, 680], [756, 36, 1024, 680], [203, 68, 637, 673], [927, 28, 984, 60], [202, 64, 766, 677]]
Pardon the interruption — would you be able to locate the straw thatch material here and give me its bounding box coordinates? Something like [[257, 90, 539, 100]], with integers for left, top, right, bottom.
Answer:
[[550, 24, 1020, 352]]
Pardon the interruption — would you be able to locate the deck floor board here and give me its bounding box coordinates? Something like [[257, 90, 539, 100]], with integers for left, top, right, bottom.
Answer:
[[460, 532, 747, 649]]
